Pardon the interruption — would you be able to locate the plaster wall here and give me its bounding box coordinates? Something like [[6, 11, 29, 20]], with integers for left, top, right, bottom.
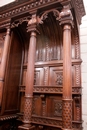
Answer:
[[80, 0, 87, 130], [0, 0, 15, 7]]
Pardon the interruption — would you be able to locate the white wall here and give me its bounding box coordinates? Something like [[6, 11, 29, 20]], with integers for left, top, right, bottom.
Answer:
[[80, 0, 87, 130], [0, 0, 15, 7]]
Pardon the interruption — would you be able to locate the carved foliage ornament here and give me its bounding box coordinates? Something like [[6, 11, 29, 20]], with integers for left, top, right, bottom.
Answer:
[[10, 5, 73, 30], [36, 5, 73, 26]]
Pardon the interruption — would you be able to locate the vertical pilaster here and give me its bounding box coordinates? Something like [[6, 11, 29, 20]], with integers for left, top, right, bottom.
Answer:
[[0, 27, 11, 106], [59, 5, 73, 130]]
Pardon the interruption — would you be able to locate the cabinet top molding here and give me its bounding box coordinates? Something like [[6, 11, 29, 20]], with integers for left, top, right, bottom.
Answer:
[[0, 0, 86, 25]]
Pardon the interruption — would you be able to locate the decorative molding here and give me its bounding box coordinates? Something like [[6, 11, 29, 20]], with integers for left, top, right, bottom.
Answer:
[[0, 0, 85, 26], [31, 116, 62, 128], [72, 87, 81, 94], [34, 86, 63, 94], [0, 115, 18, 121], [19, 85, 81, 94], [11, 16, 31, 28], [0, 0, 63, 19], [37, 9, 60, 24], [17, 113, 82, 129], [44, 67, 49, 85], [71, 0, 86, 24], [75, 65, 80, 87], [74, 25, 80, 59]]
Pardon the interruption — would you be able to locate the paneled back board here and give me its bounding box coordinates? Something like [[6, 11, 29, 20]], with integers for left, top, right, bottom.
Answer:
[[0, 0, 85, 130]]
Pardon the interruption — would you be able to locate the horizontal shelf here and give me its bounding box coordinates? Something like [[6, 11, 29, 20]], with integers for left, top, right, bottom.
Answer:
[[19, 85, 82, 94], [23, 59, 82, 68]]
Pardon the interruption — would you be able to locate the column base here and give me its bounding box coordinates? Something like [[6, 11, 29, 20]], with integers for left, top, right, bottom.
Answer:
[[18, 124, 35, 130]]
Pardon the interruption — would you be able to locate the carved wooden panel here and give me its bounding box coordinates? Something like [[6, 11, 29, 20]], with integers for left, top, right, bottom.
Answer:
[[32, 95, 42, 116], [1, 31, 22, 114], [49, 66, 63, 86], [73, 96, 81, 121], [34, 68, 44, 85], [32, 95, 62, 118]]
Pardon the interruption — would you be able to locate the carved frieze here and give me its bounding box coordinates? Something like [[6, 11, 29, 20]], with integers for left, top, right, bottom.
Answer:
[[33, 86, 63, 94], [19, 85, 81, 94]]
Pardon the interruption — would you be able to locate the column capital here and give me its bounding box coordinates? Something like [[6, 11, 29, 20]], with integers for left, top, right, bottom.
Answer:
[[6, 27, 11, 35], [27, 14, 39, 33], [59, 5, 74, 27]]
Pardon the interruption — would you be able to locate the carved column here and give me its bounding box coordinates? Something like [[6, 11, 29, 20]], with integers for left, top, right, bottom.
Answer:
[[0, 26, 11, 106], [21, 14, 37, 129], [59, 6, 73, 130]]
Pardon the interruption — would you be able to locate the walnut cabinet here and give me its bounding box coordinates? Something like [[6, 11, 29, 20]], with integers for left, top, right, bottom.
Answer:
[[0, 0, 85, 130]]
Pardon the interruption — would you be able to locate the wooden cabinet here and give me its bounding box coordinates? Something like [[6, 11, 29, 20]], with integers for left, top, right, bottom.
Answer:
[[0, 0, 85, 130]]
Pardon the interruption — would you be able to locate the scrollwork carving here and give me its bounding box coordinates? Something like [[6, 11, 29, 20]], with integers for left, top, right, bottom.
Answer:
[[11, 16, 31, 28], [37, 9, 60, 24]]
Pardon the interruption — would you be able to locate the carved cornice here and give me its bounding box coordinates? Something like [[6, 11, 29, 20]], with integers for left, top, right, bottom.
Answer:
[[0, 0, 63, 20], [71, 0, 86, 24], [0, 0, 85, 27]]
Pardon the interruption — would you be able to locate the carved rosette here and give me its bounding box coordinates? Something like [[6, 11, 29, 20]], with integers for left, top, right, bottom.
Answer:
[[23, 95, 33, 123], [62, 100, 72, 129]]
